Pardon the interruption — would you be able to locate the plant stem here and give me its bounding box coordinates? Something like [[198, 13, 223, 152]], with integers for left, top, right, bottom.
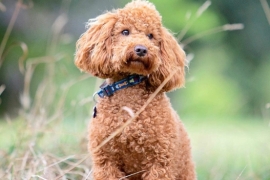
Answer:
[[260, 0, 270, 25], [182, 24, 244, 46], [0, 1, 22, 67]]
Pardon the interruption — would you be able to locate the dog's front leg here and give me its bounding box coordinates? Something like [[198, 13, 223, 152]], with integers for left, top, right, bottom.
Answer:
[[141, 163, 175, 180], [92, 166, 127, 180], [91, 153, 127, 180]]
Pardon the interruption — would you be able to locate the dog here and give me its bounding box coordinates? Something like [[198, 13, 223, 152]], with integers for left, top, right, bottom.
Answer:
[[75, 0, 196, 179]]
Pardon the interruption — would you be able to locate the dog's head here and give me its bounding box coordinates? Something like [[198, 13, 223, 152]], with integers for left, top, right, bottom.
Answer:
[[75, 0, 186, 92]]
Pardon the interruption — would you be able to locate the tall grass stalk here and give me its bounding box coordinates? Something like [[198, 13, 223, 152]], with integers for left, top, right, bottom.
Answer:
[[260, 0, 270, 25], [182, 24, 244, 46], [178, 0, 211, 41], [177, 0, 243, 65], [0, 0, 32, 67]]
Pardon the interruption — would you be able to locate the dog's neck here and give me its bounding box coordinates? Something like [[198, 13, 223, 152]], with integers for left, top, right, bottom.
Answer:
[[107, 74, 130, 84], [96, 74, 147, 98]]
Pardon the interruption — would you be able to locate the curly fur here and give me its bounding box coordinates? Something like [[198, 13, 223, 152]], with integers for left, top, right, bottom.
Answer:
[[75, 0, 196, 179]]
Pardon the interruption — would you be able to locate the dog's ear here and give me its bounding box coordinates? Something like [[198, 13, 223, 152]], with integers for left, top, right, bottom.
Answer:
[[75, 12, 117, 78], [148, 27, 186, 92]]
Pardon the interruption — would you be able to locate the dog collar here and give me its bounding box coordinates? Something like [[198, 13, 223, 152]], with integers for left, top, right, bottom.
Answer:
[[95, 74, 146, 98]]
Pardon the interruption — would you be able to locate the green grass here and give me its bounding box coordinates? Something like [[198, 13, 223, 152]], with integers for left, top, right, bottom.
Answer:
[[1, 116, 269, 179], [186, 117, 270, 180]]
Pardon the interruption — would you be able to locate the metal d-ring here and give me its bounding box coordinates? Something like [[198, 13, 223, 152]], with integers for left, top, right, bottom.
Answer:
[[92, 91, 99, 104]]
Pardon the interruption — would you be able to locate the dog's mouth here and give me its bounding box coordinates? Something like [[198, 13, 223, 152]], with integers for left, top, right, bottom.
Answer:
[[121, 51, 158, 75], [127, 58, 150, 69]]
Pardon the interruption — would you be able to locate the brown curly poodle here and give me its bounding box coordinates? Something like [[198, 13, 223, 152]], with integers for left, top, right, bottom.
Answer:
[[75, 0, 196, 179]]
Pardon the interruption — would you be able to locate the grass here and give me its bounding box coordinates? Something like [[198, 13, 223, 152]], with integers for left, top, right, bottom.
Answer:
[[186, 117, 270, 180], [0, 117, 90, 179], [0, 116, 269, 179]]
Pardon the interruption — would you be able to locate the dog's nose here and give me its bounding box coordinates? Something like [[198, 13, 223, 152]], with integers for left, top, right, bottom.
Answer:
[[134, 45, 148, 57]]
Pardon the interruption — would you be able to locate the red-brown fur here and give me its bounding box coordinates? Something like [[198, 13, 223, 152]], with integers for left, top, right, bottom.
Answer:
[[75, 0, 196, 179]]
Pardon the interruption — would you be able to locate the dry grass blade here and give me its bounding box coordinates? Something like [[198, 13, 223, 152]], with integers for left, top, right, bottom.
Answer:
[[18, 42, 28, 73], [0, 0, 32, 66], [185, 53, 194, 67], [196, 0, 211, 17], [55, 155, 90, 179], [20, 151, 30, 176], [182, 23, 244, 46], [53, 74, 91, 116], [47, 14, 68, 54], [93, 68, 179, 152], [177, 18, 196, 41], [1, 42, 29, 73], [20, 63, 36, 110], [21, 55, 65, 116], [178, 0, 211, 41], [0, 1, 22, 66], [83, 169, 93, 180], [122, 106, 135, 117], [222, 24, 244, 31], [0, 2, 6, 12], [0, 85, 5, 95], [31, 175, 48, 180], [119, 170, 146, 180], [260, 0, 270, 25], [26, 56, 59, 66], [235, 165, 247, 180], [79, 96, 93, 106], [36, 155, 76, 173]]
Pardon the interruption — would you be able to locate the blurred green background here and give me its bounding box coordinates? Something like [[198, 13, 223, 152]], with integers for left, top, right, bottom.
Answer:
[[0, 0, 270, 179]]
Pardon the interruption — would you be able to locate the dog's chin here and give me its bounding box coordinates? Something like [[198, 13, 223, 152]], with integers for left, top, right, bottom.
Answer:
[[124, 58, 154, 75], [128, 59, 146, 69]]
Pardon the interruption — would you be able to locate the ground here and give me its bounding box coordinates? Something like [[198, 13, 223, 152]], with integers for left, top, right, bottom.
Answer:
[[0, 116, 269, 179]]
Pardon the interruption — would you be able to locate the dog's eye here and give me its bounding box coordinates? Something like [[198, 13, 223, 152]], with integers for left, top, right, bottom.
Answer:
[[147, 33, 153, 39], [122, 30, 129, 36]]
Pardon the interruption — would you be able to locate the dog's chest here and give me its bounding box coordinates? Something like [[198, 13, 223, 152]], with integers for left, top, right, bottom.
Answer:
[[98, 94, 171, 149], [91, 90, 179, 174]]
